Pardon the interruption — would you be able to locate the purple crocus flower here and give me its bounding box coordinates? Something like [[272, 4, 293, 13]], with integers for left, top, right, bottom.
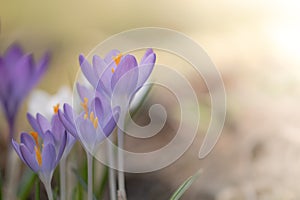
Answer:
[[58, 95, 119, 154], [79, 49, 156, 103], [12, 130, 66, 182], [26, 109, 76, 159], [0, 43, 50, 138]]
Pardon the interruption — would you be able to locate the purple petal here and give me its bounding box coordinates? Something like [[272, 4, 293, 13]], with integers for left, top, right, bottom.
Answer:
[[111, 55, 138, 90], [11, 54, 34, 98], [12, 139, 25, 163], [140, 48, 154, 64], [76, 83, 94, 104], [103, 107, 119, 136], [37, 113, 51, 134], [27, 113, 42, 135], [4, 43, 24, 66], [20, 144, 39, 172], [28, 52, 50, 93], [136, 52, 156, 90], [77, 115, 98, 151], [92, 55, 106, 80], [94, 97, 104, 119], [43, 131, 55, 147], [58, 108, 78, 138], [51, 114, 65, 143], [104, 49, 120, 64], [41, 143, 56, 173], [33, 52, 51, 83], [79, 54, 98, 87], [20, 132, 35, 153], [56, 131, 67, 163], [63, 103, 76, 122], [64, 133, 76, 156]]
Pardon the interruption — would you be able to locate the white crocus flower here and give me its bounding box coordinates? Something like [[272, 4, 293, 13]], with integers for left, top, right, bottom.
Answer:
[[28, 86, 72, 120]]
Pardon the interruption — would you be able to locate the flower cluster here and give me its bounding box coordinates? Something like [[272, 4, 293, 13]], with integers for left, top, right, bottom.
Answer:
[[11, 46, 156, 200]]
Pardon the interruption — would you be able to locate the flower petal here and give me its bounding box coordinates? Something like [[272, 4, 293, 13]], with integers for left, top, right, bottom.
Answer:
[[43, 130, 55, 147], [41, 143, 56, 173], [56, 131, 67, 163], [32, 52, 51, 86], [12, 139, 25, 163], [37, 113, 51, 134], [104, 49, 120, 64], [76, 114, 97, 152], [140, 48, 154, 64], [27, 113, 43, 136], [136, 52, 156, 90], [51, 114, 65, 143], [20, 132, 35, 153], [20, 144, 39, 172], [111, 55, 138, 90], [79, 55, 98, 87], [4, 43, 23, 66], [103, 107, 120, 136], [92, 55, 106, 81], [58, 107, 78, 138], [76, 83, 94, 104]]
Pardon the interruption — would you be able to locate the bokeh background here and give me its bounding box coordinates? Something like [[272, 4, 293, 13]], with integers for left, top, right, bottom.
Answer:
[[1, 0, 300, 199]]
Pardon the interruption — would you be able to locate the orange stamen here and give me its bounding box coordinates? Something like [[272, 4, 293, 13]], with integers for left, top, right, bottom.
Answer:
[[93, 117, 98, 129], [30, 131, 39, 145], [34, 146, 42, 166], [81, 97, 89, 114], [113, 53, 122, 66], [111, 67, 115, 73], [53, 103, 60, 114], [90, 112, 95, 122]]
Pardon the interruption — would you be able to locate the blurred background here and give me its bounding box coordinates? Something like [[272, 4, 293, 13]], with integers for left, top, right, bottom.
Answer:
[[1, 0, 300, 199]]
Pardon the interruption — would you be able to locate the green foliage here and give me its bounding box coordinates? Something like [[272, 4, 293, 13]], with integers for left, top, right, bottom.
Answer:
[[170, 170, 202, 200], [35, 179, 40, 200], [17, 169, 38, 200], [72, 168, 97, 200]]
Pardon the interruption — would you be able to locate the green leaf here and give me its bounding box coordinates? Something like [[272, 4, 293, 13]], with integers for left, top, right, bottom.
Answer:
[[35, 179, 40, 200], [170, 170, 202, 200], [72, 168, 97, 200], [17, 169, 38, 200], [96, 165, 108, 199]]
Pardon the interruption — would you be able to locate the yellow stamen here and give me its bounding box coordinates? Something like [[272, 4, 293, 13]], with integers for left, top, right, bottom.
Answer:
[[90, 112, 95, 121], [53, 103, 60, 114], [34, 146, 42, 166], [84, 113, 88, 120], [111, 67, 115, 73], [81, 97, 89, 114], [113, 53, 122, 66], [93, 117, 98, 129], [30, 131, 39, 145]]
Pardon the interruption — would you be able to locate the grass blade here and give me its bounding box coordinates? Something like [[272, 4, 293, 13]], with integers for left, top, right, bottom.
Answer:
[[170, 170, 202, 200], [35, 179, 40, 200], [18, 169, 38, 200]]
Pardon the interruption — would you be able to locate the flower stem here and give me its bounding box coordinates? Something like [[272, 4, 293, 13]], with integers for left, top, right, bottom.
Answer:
[[44, 181, 53, 200], [59, 157, 66, 200], [87, 152, 93, 200], [117, 128, 127, 200], [107, 136, 117, 200]]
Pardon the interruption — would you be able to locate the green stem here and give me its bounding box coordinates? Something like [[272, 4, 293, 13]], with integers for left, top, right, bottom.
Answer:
[[87, 152, 93, 200], [117, 128, 127, 200], [44, 181, 53, 200], [107, 139, 116, 200], [59, 157, 66, 200], [35, 179, 40, 200]]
